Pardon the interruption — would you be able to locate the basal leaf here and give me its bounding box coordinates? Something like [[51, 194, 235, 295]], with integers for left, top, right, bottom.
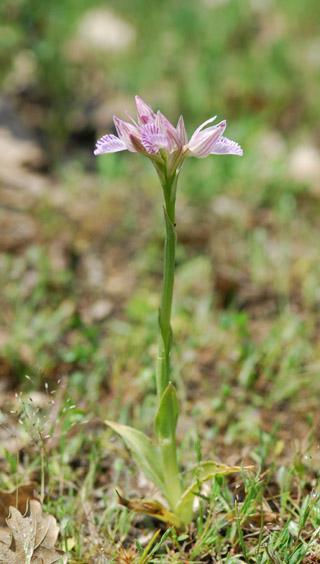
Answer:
[[105, 420, 165, 493], [116, 491, 183, 529]]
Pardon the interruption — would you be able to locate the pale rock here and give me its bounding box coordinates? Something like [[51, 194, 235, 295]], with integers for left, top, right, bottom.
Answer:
[[288, 145, 320, 188], [90, 299, 113, 321], [66, 9, 135, 60]]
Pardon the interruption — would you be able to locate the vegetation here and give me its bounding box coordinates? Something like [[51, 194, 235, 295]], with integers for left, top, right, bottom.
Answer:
[[0, 0, 320, 562]]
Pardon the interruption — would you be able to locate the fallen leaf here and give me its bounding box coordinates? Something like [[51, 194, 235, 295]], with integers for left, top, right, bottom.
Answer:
[[0, 499, 67, 563], [0, 483, 37, 525]]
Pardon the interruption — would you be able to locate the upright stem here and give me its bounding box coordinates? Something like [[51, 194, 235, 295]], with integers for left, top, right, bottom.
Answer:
[[156, 181, 176, 400], [155, 175, 183, 509]]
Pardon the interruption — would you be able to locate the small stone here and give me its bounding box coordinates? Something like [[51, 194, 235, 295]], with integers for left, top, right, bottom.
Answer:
[[66, 9, 135, 61], [90, 299, 113, 321], [288, 144, 320, 188]]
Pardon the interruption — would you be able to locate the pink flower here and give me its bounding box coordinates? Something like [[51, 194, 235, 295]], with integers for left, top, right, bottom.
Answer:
[[94, 96, 242, 178]]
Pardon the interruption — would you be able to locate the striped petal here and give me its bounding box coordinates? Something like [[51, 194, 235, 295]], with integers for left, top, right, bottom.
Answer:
[[176, 115, 188, 145], [135, 96, 156, 125], [113, 116, 140, 152], [210, 136, 243, 156], [157, 112, 181, 152], [191, 116, 218, 138], [141, 123, 169, 154], [94, 134, 127, 155], [187, 122, 226, 158]]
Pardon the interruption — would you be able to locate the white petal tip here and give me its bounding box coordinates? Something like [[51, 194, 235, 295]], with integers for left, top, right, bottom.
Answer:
[[94, 133, 127, 155], [210, 136, 243, 156]]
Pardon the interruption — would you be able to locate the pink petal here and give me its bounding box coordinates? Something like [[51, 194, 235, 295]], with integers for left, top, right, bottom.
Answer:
[[141, 123, 168, 153], [191, 116, 218, 138], [135, 96, 156, 125], [187, 123, 225, 158], [94, 134, 127, 155], [113, 116, 140, 152], [176, 115, 188, 145], [157, 112, 180, 152], [210, 136, 243, 156]]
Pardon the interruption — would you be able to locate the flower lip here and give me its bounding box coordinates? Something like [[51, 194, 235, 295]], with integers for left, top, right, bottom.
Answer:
[[210, 136, 243, 156], [94, 134, 127, 155]]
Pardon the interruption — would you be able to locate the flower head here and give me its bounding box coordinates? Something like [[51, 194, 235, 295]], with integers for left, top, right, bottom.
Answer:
[[94, 96, 242, 180]]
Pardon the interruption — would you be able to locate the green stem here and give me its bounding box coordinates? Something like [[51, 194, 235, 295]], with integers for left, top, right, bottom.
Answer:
[[156, 207, 175, 399], [155, 175, 183, 509], [156, 175, 177, 400]]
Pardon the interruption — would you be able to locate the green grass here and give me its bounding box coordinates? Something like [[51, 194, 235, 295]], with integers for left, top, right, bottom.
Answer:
[[1, 0, 320, 561]]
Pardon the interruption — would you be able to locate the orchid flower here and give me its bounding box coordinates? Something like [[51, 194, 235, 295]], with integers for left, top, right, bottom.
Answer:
[[95, 97, 250, 529], [94, 96, 242, 177]]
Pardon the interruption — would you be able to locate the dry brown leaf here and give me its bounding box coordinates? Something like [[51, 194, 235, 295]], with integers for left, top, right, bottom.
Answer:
[[0, 499, 67, 563], [116, 490, 183, 529], [0, 529, 10, 546], [0, 483, 37, 525]]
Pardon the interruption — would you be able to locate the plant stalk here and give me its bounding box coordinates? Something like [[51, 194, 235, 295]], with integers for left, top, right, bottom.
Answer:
[[155, 175, 183, 509], [156, 173, 177, 399]]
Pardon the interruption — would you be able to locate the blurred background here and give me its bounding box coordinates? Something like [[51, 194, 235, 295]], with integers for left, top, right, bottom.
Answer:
[[1, 0, 320, 455]]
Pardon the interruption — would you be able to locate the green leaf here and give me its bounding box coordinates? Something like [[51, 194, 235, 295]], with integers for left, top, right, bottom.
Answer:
[[105, 420, 165, 493], [154, 382, 179, 441], [175, 461, 254, 523]]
